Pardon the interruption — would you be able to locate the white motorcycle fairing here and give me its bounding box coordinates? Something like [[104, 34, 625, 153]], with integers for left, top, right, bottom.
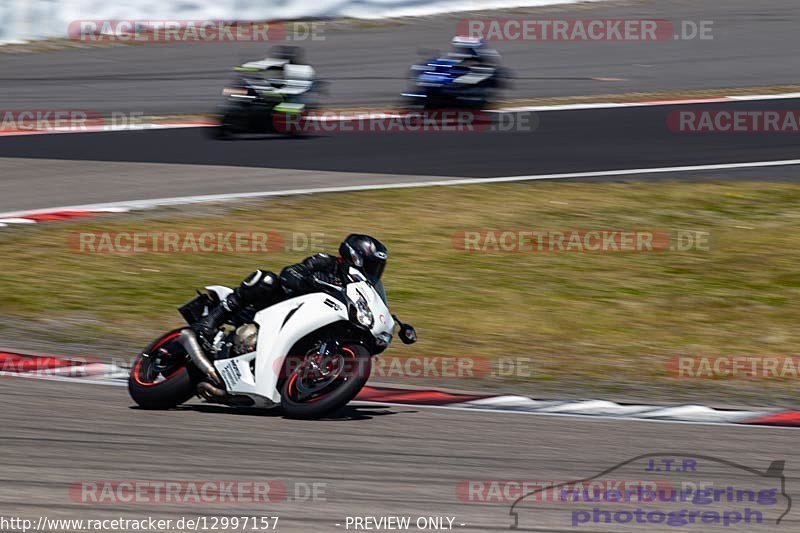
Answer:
[[209, 278, 394, 407]]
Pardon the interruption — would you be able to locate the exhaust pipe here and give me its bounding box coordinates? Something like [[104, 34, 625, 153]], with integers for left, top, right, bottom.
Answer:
[[197, 381, 227, 399], [179, 328, 223, 387], [197, 381, 255, 406]]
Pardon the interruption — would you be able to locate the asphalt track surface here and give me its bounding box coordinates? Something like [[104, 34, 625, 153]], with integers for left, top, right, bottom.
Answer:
[[1, 0, 800, 114], [3, 101, 800, 176], [2, 98, 800, 212], [1, 376, 799, 533], [3, 3, 800, 531]]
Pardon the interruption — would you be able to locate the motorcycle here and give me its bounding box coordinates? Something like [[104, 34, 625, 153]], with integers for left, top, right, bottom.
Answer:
[[128, 268, 417, 419], [403, 37, 509, 109], [210, 46, 322, 139]]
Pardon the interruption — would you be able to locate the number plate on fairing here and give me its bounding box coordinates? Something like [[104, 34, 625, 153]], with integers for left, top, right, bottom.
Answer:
[[220, 360, 243, 390]]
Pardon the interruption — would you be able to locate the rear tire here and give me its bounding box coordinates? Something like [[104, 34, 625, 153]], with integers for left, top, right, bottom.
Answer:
[[280, 344, 371, 419], [128, 329, 199, 410]]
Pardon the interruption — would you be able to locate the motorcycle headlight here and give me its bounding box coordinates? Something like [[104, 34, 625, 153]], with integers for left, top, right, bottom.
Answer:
[[355, 294, 374, 329]]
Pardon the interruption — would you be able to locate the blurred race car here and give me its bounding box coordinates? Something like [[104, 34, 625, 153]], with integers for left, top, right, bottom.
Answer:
[[211, 46, 321, 138], [403, 36, 509, 109]]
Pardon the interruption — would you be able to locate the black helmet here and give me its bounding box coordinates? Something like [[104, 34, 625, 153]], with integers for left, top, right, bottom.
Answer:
[[271, 45, 305, 64], [339, 234, 388, 283]]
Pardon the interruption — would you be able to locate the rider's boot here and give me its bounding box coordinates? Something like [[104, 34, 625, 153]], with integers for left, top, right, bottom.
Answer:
[[193, 270, 281, 354], [193, 298, 237, 354]]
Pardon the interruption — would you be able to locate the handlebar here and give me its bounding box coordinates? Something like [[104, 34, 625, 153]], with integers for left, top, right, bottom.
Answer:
[[311, 277, 341, 293]]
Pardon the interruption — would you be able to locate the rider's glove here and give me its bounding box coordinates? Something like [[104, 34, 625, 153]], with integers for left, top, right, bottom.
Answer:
[[280, 253, 339, 294]]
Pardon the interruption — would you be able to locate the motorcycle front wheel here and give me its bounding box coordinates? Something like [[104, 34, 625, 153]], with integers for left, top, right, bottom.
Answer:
[[128, 329, 200, 410], [280, 344, 372, 419]]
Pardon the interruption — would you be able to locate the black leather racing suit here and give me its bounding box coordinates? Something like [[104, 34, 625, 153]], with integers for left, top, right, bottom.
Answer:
[[194, 254, 344, 349], [280, 252, 387, 303], [279, 253, 343, 296]]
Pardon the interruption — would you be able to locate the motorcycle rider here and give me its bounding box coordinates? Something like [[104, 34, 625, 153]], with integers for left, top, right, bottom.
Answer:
[[193, 234, 388, 353], [448, 36, 501, 67]]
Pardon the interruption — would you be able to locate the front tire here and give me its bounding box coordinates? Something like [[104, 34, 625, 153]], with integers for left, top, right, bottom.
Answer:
[[280, 344, 371, 419], [129, 329, 199, 410]]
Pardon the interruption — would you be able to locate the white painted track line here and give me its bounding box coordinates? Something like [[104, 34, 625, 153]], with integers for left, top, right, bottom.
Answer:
[[3, 158, 800, 220]]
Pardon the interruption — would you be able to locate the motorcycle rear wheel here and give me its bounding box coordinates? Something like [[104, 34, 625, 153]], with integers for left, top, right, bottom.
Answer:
[[128, 329, 200, 410]]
